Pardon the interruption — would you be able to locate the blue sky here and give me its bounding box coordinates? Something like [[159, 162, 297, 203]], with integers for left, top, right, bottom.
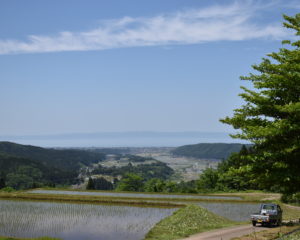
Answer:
[[0, 0, 299, 137]]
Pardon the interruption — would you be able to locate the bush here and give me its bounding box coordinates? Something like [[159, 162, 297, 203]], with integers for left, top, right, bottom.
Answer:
[[0, 186, 15, 192], [281, 192, 300, 204]]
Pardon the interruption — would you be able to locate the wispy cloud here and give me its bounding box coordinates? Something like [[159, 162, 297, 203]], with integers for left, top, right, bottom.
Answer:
[[0, 1, 291, 55]]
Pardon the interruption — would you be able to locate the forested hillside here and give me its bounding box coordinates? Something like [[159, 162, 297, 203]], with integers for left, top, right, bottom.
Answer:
[[0, 142, 105, 172], [92, 161, 174, 180], [172, 143, 250, 159], [0, 153, 77, 189], [0, 142, 106, 189]]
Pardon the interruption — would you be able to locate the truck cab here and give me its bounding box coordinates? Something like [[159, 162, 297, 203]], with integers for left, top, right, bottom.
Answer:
[[251, 203, 282, 227]]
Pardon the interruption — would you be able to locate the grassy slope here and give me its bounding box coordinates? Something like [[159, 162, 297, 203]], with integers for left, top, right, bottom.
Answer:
[[284, 230, 300, 240], [233, 225, 300, 240], [144, 205, 235, 240]]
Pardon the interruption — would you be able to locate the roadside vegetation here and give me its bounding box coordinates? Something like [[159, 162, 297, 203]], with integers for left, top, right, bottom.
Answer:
[[233, 224, 300, 240], [283, 231, 300, 240], [145, 204, 235, 240]]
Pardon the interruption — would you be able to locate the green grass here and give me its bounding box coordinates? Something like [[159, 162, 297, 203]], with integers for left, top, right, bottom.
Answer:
[[144, 204, 235, 240], [281, 204, 300, 221], [283, 230, 300, 240], [0, 237, 60, 240]]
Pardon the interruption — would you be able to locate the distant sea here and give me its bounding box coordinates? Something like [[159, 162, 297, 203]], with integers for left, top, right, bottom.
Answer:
[[0, 131, 248, 148]]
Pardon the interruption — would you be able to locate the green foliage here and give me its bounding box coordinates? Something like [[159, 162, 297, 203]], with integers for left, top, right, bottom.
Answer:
[[145, 205, 234, 240], [220, 14, 300, 194], [0, 187, 15, 192], [0, 142, 106, 190], [0, 178, 5, 189], [162, 181, 179, 193], [0, 153, 75, 189], [92, 161, 174, 180], [86, 177, 95, 190], [281, 192, 300, 204], [93, 177, 113, 190], [123, 154, 155, 162], [116, 173, 144, 191], [143, 178, 197, 194], [282, 230, 300, 240], [5, 165, 44, 190], [196, 146, 260, 192], [0, 141, 106, 173], [144, 178, 166, 192], [197, 168, 219, 192], [172, 143, 249, 159], [176, 180, 198, 193]]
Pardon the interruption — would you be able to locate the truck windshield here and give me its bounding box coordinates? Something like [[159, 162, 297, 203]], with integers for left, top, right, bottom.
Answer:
[[262, 205, 275, 210]]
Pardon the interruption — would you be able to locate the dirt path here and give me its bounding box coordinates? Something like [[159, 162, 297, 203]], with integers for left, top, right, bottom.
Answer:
[[181, 225, 269, 240], [284, 204, 300, 210]]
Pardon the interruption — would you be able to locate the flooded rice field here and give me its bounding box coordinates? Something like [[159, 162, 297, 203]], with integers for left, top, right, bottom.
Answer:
[[197, 202, 259, 222], [28, 189, 242, 200], [140, 200, 259, 222], [0, 200, 176, 240]]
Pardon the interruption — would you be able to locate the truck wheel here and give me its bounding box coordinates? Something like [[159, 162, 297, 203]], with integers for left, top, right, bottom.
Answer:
[[252, 221, 257, 226]]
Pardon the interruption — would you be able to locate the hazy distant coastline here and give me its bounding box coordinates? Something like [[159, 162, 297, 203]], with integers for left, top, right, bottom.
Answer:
[[0, 131, 248, 147]]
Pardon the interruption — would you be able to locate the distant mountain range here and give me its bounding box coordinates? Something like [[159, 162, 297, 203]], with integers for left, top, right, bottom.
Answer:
[[0, 141, 249, 190], [172, 143, 251, 159], [0, 131, 248, 147]]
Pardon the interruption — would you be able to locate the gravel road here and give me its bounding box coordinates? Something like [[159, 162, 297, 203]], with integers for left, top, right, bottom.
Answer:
[[181, 225, 269, 240]]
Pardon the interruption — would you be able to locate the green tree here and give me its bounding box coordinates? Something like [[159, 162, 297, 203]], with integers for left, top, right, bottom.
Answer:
[[6, 173, 34, 190], [221, 14, 300, 194], [197, 168, 219, 192], [86, 177, 95, 190], [94, 177, 113, 190], [5, 165, 43, 190], [144, 178, 165, 192], [217, 149, 258, 191], [177, 180, 198, 193], [0, 178, 5, 189], [163, 181, 179, 193], [116, 173, 144, 192]]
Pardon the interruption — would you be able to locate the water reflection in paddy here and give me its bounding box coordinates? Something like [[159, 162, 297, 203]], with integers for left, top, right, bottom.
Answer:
[[137, 200, 259, 222], [0, 200, 176, 240], [197, 202, 260, 222]]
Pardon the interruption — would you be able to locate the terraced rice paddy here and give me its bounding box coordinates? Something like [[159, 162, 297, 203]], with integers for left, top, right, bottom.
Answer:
[[0, 200, 176, 240], [196, 202, 260, 222], [28, 190, 242, 200], [144, 201, 259, 222]]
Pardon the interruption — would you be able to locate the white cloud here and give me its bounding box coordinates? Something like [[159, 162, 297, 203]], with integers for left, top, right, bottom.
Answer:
[[0, 1, 291, 55]]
